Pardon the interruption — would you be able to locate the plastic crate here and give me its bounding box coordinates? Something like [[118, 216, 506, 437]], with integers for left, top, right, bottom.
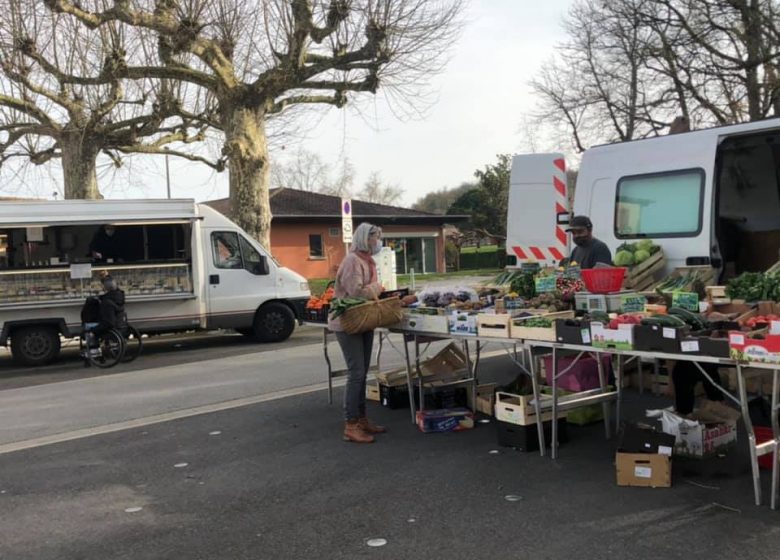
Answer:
[[581, 268, 627, 294]]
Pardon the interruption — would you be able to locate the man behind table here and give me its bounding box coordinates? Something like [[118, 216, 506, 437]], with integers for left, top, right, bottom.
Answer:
[[561, 215, 612, 269]]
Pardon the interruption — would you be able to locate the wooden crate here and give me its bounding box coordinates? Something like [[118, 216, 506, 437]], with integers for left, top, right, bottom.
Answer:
[[510, 310, 574, 341], [476, 313, 512, 338], [623, 250, 666, 291], [495, 391, 564, 425], [651, 266, 717, 293]]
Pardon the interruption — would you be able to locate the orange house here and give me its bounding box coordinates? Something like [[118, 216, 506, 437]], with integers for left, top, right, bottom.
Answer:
[[206, 189, 466, 280]]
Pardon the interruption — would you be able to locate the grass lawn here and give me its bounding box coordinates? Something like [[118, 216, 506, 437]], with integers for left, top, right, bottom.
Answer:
[[460, 245, 499, 254], [307, 268, 502, 296]]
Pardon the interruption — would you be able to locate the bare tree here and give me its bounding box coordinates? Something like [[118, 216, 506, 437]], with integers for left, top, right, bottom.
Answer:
[[531, 0, 780, 151], [270, 147, 330, 191], [357, 170, 402, 205], [45, 0, 464, 248], [0, 1, 217, 199]]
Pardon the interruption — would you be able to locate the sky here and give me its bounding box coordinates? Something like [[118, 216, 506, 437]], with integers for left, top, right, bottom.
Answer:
[[3, 0, 575, 207]]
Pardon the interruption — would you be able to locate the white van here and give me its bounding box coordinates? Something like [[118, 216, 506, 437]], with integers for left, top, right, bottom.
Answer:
[[507, 117, 780, 275], [0, 199, 311, 365]]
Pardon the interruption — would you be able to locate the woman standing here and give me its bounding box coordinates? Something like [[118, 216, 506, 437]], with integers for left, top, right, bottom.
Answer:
[[328, 223, 386, 443]]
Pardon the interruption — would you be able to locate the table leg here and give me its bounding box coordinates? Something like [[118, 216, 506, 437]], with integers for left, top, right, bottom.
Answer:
[[652, 359, 660, 396], [323, 329, 334, 405], [615, 354, 623, 435], [737, 363, 762, 506], [403, 333, 417, 424], [528, 346, 546, 457], [462, 338, 477, 418], [551, 347, 559, 460], [596, 351, 611, 439], [771, 369, 779, 510]]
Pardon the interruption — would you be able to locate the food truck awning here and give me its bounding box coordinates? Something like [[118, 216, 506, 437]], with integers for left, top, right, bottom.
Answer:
[[0, 199, 202, 227]]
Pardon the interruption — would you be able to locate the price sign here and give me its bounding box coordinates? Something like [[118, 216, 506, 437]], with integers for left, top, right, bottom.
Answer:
[[620, 294, 647, 313], [534, 276, 557, 293], [672, 291, 699, 311]]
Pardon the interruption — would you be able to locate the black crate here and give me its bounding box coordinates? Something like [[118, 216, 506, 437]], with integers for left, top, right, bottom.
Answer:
[[305, 304, 329, 323], [555, 319, 591, 345], [679, 334, 731, 358], [633, 324, 686, 353], [495, 418, 569, 452], [380, 288, 410, 300], [379, 384, 468, 410]]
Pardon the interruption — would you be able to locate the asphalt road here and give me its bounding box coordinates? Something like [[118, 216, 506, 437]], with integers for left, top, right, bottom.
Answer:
[[1, 327, 779, 559]]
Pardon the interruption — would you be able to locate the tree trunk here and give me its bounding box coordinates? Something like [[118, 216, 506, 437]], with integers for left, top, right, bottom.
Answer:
[[60, 135, 100, 199], [222, 104, 272, 250]]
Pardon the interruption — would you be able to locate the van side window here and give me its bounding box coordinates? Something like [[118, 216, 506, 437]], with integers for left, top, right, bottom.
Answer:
[[615, 169, 704, 238], [212, 232, 243, 269], [238, 235, 268, 275]]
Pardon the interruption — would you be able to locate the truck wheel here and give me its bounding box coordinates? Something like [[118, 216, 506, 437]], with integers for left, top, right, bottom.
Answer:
[[11, 326, 61, 366], [253, 303, 295, 343]]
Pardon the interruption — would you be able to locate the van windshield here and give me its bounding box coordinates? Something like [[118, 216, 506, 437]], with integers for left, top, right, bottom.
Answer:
[[615, 169, 704, 238]]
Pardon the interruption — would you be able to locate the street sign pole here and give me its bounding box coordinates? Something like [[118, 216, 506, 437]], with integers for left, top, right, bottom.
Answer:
[[341, 198, 353, 257]]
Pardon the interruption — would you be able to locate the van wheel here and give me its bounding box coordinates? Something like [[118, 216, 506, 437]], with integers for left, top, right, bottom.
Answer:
[[11, 326, 61, 366], [253, 303, 295, 343]]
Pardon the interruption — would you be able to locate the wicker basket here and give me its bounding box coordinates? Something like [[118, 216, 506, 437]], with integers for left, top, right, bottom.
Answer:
[[339, 297, 404, 334]]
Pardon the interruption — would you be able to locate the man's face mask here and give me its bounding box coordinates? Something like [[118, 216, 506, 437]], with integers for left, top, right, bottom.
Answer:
[[105, 227, 116, 237], [570, 228, 590, 247]]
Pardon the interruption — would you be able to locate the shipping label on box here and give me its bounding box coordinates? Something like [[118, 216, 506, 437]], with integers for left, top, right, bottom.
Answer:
[[590, 322, 634, 350]]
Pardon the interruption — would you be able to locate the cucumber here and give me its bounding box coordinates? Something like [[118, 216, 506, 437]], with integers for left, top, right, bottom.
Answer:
[[641, 314, 687, 328], [668, 307, 706, 330]]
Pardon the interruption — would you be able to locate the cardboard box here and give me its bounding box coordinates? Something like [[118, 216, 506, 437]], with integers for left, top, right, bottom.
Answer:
[[729, 332, 780, 364], [449, 311, 478, 336], [374, 367, 411, 387], [415, 408, 474, 433], [616, 453, 671, 488], [590, 322, 635, 350], [554, 319, 592, 345], [399, 309, 450, 334], [633, 324, 686, 353], [476, 313, 512, 338], [418, 343, 468, 380], [652, 401, 740, 458], [619, 423, 676, 456]]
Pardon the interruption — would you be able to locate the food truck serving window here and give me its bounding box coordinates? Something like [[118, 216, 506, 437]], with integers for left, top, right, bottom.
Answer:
[[615, 168, 705, 239]]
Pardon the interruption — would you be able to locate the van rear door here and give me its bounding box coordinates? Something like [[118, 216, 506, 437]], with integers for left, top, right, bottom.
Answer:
[[506, 154, 570, 267]]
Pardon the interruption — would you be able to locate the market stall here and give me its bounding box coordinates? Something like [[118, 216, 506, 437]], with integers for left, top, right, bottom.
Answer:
[[309, 260, 780, 509]]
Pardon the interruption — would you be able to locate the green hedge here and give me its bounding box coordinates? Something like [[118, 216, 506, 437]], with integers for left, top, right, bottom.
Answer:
[[459, 249, 506, 270]]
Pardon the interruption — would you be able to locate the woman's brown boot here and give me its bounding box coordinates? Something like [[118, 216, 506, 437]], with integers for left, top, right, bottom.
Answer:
[[358, 417, 387, 434], [343, 420, 374, 443]]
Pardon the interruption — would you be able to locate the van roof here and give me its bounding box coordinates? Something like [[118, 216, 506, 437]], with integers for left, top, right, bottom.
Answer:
[[589, 117, 780, 151], [0, 198, 201, 227]]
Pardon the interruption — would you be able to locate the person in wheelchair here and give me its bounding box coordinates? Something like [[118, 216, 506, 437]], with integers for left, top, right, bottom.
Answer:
[[81, 275, 126, 346]]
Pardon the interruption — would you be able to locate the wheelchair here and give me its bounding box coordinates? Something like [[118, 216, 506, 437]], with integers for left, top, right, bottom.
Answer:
[[80, 298, 143, 368]]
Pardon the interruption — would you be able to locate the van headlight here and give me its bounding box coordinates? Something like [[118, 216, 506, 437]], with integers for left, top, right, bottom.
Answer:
[[300, 282, 310, 291]]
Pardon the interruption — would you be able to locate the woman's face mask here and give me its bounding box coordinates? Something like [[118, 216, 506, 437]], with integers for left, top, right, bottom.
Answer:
[[371, 239, 383, 255]]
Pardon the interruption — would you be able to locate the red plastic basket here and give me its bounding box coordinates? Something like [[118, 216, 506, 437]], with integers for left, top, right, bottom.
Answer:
[[580, 267, 627, 294]]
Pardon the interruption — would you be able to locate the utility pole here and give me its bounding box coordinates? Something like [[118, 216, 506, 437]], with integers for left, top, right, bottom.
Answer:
[[165, 153, 171, 199]]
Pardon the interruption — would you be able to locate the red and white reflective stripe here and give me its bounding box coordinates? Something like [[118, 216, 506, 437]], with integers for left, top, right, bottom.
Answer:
[[510, 158, 569, 264], [553, 157, 568, 252]]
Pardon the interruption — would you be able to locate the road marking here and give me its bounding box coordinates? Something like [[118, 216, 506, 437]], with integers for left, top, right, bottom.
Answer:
[[0, 379, 345, 456]]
